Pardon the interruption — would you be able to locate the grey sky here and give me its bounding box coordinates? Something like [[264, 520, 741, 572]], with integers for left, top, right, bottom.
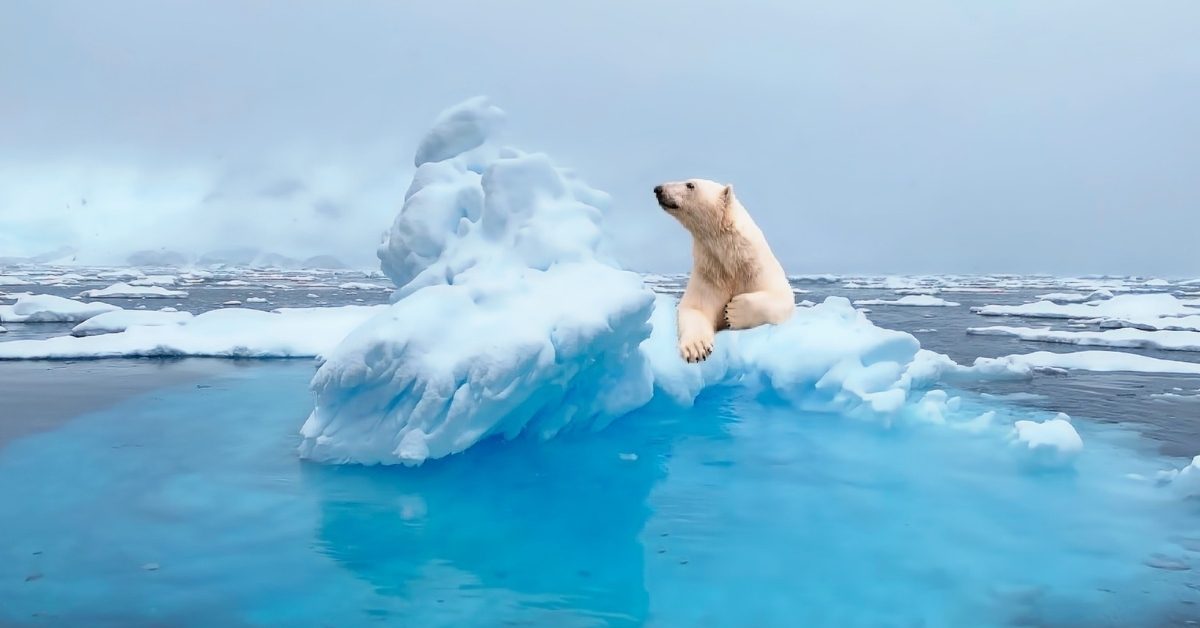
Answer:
[[2, 0, 1197, 274]]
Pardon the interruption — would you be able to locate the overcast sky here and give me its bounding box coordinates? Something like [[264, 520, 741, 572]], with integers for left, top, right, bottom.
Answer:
[[2, 0, 1197, 274]]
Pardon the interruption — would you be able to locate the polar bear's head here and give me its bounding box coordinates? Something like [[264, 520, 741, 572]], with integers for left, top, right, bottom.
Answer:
[[654, 179, 734, 234]]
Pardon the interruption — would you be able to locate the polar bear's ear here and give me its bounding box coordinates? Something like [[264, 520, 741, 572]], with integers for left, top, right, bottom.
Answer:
[[722, 184, 734, 207]]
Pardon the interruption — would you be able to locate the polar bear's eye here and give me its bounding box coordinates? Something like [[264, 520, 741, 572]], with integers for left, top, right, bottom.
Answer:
[[685, 182, 695, 190]]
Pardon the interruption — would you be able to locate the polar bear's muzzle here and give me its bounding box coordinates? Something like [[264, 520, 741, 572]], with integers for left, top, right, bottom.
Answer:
[[653, 185, 679, 210]]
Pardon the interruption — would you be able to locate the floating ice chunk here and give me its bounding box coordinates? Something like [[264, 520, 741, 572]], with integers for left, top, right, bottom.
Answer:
[[974, 293, 1197, 320], [216, 280, 252, 287], [0, 325, 6, 333], [973, 350, 1200, 375], [968, 325, 1200, 352], [337, 282, 386, 290], [1145, 278, 1170, 287], [911, 390, 961, 424], [0, 306, 384, 359], [1097, 314, 1200, 332], [71, 309, 194, 337], [245, 297, 268, 303], [0, 275, 33, 286], [853, 295, 960, 307], [128, 275, 179, 287], [79, 283, 189, 299], [1010, 414, 1082, 468], [1034, 290, 1113, 303], [223, 300, 242, 306], [96, 269, 145, 280], [1157, 456, 1200, 498], [0, 294, 120, 323]]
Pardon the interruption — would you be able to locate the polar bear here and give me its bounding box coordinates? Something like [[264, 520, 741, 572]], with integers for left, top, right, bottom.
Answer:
[[654, 179, 795, 362]]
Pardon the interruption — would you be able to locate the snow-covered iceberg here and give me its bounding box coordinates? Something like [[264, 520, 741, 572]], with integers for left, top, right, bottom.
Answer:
[[298, 99, 1031, 466], [300, 98, 658, 464]]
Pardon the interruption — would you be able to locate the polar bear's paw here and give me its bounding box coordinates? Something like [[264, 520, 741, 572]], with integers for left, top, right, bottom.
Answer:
[[679, 333, 714, 364], [724, 293, 759, 330]]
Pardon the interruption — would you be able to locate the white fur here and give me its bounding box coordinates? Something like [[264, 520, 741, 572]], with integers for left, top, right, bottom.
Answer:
[[655, 179, 794, 363]]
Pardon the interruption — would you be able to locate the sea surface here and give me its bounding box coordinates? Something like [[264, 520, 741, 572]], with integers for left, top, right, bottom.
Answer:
[[1, 269, 1199, 626]]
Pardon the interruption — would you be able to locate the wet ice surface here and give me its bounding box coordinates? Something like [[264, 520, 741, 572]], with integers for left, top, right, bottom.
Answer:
[[2, 269, 1200, 626]]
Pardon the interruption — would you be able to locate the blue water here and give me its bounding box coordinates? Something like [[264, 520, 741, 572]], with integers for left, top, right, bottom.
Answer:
[[2, 361, 1198, 626]]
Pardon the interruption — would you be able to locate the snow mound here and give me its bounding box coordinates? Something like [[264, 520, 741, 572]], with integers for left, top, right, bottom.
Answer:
[[852, 295, 960, 307], [1010, 414, 1083, 468], [71, 310, 194, 337], [0, 306, 384, 359], [0, 294, 120, 323], [299, 99, 1035, 466], [79, 283, 189, 299], [968, 326, 1200, 352]]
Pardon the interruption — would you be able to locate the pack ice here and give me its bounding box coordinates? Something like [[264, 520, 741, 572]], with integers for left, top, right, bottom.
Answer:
[[298, 98, 1046, 466]]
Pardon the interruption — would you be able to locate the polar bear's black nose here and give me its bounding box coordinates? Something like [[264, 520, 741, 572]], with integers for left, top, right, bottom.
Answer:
[[653, 185, 663, 196]]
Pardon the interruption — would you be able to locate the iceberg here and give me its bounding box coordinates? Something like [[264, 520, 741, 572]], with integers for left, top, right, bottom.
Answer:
[[0, 294, 120, 323], [298, 98, 1034, 466]]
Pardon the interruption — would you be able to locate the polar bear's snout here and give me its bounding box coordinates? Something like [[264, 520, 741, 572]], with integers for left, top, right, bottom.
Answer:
[[653, 183, 680, 210]]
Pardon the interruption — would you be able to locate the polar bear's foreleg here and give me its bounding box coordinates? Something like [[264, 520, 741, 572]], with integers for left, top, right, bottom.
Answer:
[[724, 291, 795, 330], [677, 306, 716, 363]]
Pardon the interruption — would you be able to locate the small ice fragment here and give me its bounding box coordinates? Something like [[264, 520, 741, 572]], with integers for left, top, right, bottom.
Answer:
[[618, 452, 638, 462]]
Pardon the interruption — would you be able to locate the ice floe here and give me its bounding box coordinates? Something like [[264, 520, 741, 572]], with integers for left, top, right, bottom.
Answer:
[[852, 295, 960, 307], [0, 306, 385, 359], [79, 283, 189, 299], [0, 294, 120, 323], [968, 326, 1200, 352]]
